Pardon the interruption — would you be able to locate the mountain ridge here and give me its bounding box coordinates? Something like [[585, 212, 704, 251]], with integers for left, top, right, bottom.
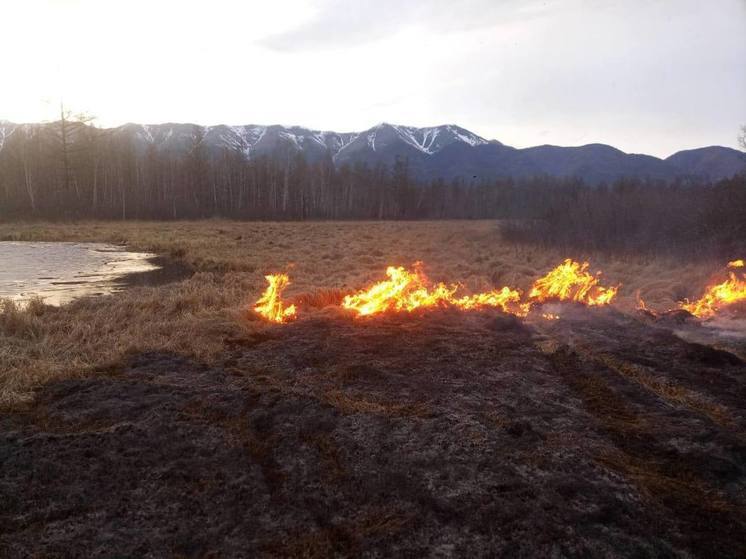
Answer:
[[1, 120, 744, 183]]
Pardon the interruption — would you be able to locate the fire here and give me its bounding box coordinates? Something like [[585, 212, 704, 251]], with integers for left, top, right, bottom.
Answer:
[[341, 265, 453, 316], [453, 287, 529, 316], [254, 273, 297, 323], [681, 260, 746, 318], [340, 264, 528, 317], [251, 258, 746, 323], [528, 259, 618, 306], [254, 259, 618, 323], [253, 259, 619, 323]]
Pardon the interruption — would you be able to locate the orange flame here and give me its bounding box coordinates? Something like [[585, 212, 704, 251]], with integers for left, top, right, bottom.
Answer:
[[528, 259, 618, 306], [453, 287, 529, 316], [341, 264, 528, 317], [681, 260, 746, 318], [254, 273, 297, 323], [253, 259, 621, 323]]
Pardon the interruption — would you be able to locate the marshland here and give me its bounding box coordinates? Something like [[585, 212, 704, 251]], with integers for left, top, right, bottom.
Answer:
[[0, 219, 740, 405]]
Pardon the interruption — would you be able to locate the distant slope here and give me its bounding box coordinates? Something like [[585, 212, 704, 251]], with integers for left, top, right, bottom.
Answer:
[[1, 119, 744, 183], [517, 144, 680, 184], [665, 146, 746, 181], [422, 142, 681, 184]]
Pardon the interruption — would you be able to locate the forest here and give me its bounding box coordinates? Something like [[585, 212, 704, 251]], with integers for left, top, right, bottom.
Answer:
[[1, 117, 744, 256]]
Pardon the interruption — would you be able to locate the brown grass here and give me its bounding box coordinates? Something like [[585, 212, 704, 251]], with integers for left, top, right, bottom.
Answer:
[[0, 219, 728, 406]]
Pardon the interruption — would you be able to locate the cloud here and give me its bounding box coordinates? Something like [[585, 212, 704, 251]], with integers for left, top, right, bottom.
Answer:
[[260, 0, 552, 51], [2, 0, 744, 156]]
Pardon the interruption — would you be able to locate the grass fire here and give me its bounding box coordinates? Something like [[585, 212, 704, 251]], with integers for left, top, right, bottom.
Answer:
[[254, 256, 746, 325], [254, 273, 297, 323], [681, 259, 746, 318]]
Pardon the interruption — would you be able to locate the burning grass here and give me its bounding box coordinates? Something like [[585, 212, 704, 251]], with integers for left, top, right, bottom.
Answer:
[[254, 273, 297, 323], [252, 257, 746, 324], [340, 263, 528, 317], [0, 219, 742, 405], [681, 259, 746, 318], [261, 258, 619, 320]]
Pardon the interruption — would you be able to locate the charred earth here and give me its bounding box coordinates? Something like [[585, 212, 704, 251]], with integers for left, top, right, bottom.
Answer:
[[1, 305, 745, 557]]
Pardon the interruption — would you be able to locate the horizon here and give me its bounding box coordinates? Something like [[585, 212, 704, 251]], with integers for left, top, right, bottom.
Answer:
[[3, 0, 745, 158], [1, 118, 739, 160]]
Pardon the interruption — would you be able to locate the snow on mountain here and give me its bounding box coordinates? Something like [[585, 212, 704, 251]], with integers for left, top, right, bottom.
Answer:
[[0, 120, 487, 163], [2, 119, 744, 183], [331, 123, 489, 171], [338, 122, 487, 156], [117, 123, 359, 162], [115, 122, 487, 163], [391, 123, 488, 153]]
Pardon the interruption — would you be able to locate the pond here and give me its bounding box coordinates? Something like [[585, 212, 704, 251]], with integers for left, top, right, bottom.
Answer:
[[0, 242, 167, 306]]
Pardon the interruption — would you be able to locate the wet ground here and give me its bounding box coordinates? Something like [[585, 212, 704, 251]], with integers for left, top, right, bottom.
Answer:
[[0, 242, 189, 305], [1, 306, 745, 557]]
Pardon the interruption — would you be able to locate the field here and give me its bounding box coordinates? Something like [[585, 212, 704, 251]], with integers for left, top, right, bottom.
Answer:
[[1, 220, 745, 557]]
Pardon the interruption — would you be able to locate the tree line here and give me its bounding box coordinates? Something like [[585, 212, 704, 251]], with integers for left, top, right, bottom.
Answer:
[[1, 116, 745, 256], [0, 117, 585, 221], [0, 117, 491, 220], [501, 174, 746, 257]]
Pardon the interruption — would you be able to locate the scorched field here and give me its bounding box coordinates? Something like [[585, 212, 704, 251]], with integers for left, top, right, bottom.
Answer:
[[1, 220, 745, 557]]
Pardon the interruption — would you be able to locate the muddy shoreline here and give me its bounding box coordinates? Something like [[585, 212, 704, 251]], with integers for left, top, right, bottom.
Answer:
[[115, 255, 194, 289]]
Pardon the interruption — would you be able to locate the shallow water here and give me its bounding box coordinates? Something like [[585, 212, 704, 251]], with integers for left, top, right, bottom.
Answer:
[[0, 242, 160, 305]]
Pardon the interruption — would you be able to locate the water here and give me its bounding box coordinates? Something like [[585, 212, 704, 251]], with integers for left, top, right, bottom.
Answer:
[[0, 242, 161, 306]]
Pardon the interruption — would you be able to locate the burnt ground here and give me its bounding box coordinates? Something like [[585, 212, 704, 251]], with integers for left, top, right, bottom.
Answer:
[[1, 306, 745, 558]]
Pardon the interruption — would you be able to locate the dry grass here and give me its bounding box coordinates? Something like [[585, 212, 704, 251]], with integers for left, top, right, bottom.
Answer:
[[0, 273, 249, 406], [0, 219, 728, 406]]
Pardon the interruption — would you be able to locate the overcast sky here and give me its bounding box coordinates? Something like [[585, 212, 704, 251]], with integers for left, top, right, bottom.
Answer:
[[2, 0, 745, 157]]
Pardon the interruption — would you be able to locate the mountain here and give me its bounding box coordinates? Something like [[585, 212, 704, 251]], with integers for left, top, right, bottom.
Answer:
[[665, 146, 746, 182], [421, 142, 677, 184], [1, 120, 744, 184], [333, 123, 487, 163], [112, 123, 358, 162]]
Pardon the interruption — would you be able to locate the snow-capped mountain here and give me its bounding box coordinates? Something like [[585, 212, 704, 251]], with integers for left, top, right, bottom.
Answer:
[[336, 123, 487, 157], [114, 123, 359, 162], [112, 122, 489, 165], [332, 123, 489, 171], [1, 119, 744, 183]]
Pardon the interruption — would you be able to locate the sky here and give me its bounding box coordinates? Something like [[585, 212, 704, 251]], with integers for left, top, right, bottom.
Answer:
[[2, 0, 745, 157]]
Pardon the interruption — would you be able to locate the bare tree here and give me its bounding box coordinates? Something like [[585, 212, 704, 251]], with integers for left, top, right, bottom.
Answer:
[[45, 103, 95, 208], [739, 125, 746, 150]]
